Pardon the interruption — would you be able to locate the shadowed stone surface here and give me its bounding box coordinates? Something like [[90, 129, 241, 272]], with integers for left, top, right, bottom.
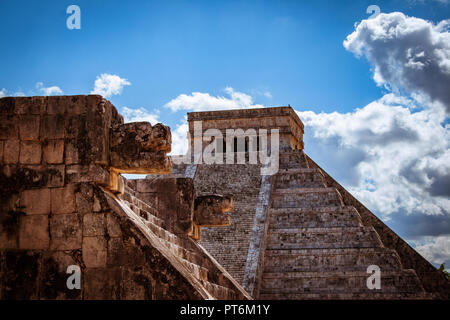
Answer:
[[0, 95, 250, 300]]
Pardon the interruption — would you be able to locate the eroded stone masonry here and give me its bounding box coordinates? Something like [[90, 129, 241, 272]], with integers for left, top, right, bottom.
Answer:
[[0, 96, 448, 299]]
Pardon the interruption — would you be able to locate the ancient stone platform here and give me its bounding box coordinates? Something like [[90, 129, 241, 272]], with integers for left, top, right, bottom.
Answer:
[[175, 107, 450, 300], [0, 95, 250, 300], [1, 97, 448, 300]]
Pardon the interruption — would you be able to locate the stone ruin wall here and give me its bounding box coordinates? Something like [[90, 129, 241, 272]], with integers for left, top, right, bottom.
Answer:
[[195, 163, 262, 284], [0, 95, 220, 299], [1, 96, 448, 300], [305, 155, 450, 299]]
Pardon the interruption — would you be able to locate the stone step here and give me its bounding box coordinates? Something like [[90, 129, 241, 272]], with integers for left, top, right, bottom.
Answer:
[[124, 200, 165, 229], [180, 258, 209, 282], [144, 220, 185, 248], [121, 198, 241, 300], [200, 280, 238, 300], [275, 168, 326, 189], [144, 216, 237, 298], [162, 239, 205, 266], [263, 248, 402, 273], [279, 152, 309, 169], [269, 206, 363, 228], [271, 188, 344, 208], [260, 270, 425, 294], [266, 226, 383, 249], [259, 292, 431, 300]]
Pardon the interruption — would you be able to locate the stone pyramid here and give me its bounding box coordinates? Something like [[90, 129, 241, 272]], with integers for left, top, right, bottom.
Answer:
[[166, 106, 450, 299]]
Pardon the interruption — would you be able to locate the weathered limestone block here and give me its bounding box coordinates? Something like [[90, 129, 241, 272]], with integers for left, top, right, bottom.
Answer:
[[1, 251, 41, 299], [3, 140, 19, 164], [40, 115, 65, 139], [138, 177, 195, 236], [51, 185, 76, 214], [18, 214, 49, 249], [194, 195, 233, 227], [0, 115, 19, 140], [43, 139, 64, 164], [191, 194, 234, 241], [50, 213, 82, 250], [110, 122, 172, 174], [13, 96, 46, 115], [83, 213, 105, 236], [20, 188, 51, 215], [19, 115, 40, 140], [19, 141, 41, 164], [106, 212, 122, 237], [82, 236, 107, 268]]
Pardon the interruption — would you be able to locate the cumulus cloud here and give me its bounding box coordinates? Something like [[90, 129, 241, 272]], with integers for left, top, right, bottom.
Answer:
[[165, 87, 265, 112], [90, 73, 131, 98], [121, 106, 160, 124], [170, 117, 190, 155], [36, 82, 63, 96], [297, 94, 450, 218], [411, 235, 450, 270], [164, 87, 268, 154], [0, 88, 26, 97], [344, 12, 450, 113]]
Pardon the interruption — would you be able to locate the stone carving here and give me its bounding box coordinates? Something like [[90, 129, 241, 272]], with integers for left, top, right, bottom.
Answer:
[[110, 121, 172, 174], [191, 194, 234, 240], [133, 177, 234, 240], [194, 195, 233, 227]]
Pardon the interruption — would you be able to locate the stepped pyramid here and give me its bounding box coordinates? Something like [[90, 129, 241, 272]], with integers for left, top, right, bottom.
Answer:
[[260, 150, 427, 299], [167, 106, 450, 299]]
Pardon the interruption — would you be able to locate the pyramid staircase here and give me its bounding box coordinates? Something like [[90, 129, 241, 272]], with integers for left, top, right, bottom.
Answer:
[[115, 182, 250, 300], [258, 150, 430, 299]]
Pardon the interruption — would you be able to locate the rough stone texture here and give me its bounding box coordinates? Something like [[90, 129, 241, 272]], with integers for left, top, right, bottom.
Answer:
[[110, 122, 172, 174], [305, 155, 450, 299], [134, 177, 195, 236], [0, 95, 250, 300], [194, 163, 262, 284], [242, 173, 274, 297], [194, 195, 233, 227], [117, 180, 250, 300]]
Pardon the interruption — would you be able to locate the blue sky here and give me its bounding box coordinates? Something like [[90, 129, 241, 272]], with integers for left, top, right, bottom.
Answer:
[[1, 0, 450, 268], [0, 0, 448, 127]]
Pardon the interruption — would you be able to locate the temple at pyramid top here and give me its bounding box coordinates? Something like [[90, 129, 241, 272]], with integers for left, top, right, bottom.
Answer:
[[187, 106, 305, 151]]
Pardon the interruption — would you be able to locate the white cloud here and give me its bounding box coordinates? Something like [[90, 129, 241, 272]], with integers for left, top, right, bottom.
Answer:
[[121, 106, 160, 124], [164, 87, 265, 112], [344, 12, 450, 113], [263, 91, 273, 99], [36, 82, 63, 96], [297, 94, 450, 219], [170, 117, 190, 156], [90, 73, 131, 98], [0, 88, 26, 97], [412, 235, 450, 269]]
